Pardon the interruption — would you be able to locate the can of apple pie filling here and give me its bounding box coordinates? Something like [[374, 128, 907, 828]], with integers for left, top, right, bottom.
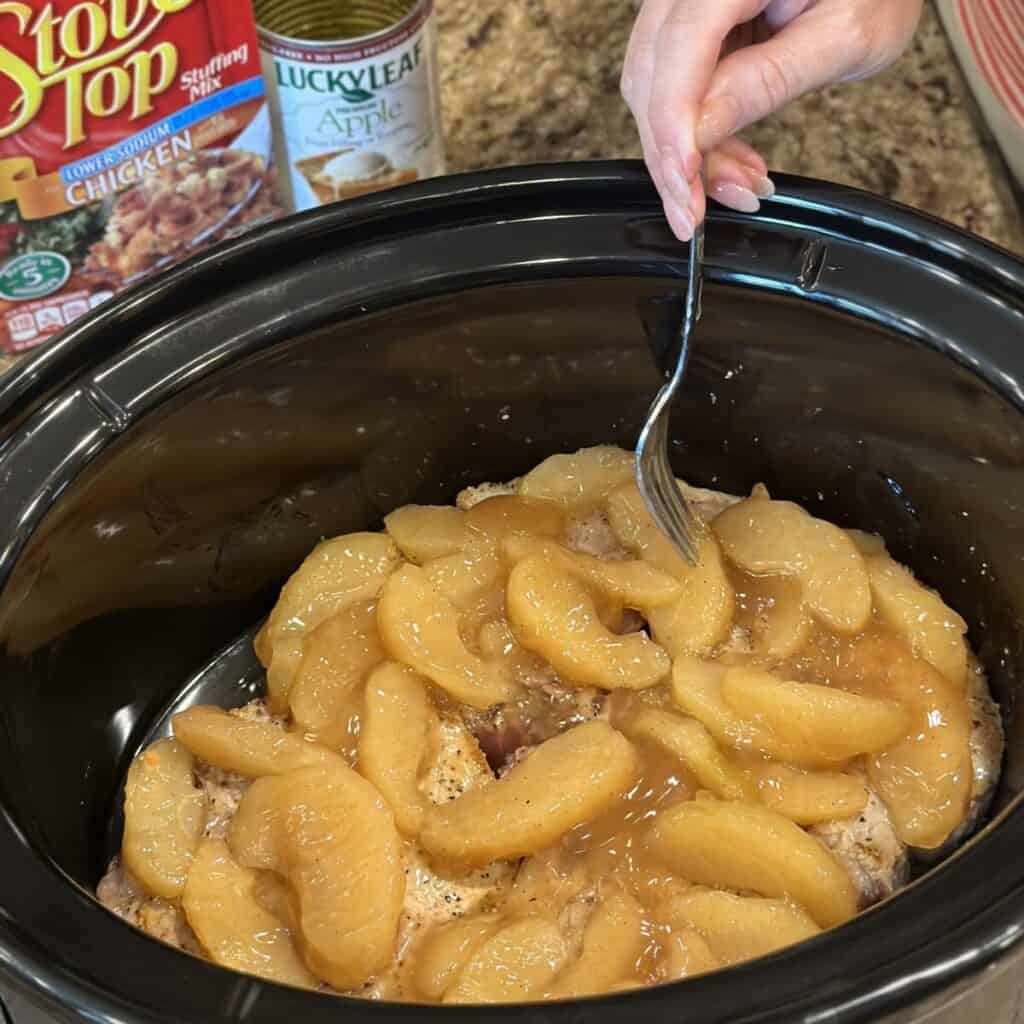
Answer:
[[255, 0, 445, 212]]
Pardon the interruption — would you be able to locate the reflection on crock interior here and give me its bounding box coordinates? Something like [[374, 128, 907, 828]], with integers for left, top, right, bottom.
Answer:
[[99, 445, 1003, 1004], [0, 291, 668, 657]]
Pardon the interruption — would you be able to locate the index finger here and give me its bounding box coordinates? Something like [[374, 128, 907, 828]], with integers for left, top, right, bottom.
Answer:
[[647, 0, 767, 183]]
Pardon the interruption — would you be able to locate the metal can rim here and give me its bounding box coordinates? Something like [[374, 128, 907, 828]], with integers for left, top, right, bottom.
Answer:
[[256, 0, 429, 51]]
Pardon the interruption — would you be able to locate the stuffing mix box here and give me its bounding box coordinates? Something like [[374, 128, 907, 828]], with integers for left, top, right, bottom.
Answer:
[[0, 0, 284, 354]]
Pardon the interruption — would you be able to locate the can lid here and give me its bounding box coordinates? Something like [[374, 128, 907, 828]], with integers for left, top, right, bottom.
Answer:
[[255, 0, 425, 50]]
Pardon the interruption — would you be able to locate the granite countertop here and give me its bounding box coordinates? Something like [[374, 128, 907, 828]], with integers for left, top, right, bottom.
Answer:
[[436, 0, 1024, 253]]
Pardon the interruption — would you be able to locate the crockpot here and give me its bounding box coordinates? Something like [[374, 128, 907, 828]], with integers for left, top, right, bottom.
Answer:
[[0, 162, 1022, 1024]]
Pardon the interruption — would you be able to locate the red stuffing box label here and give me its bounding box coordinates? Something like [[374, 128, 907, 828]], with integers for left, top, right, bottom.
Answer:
[[0, 0, 284, 353]]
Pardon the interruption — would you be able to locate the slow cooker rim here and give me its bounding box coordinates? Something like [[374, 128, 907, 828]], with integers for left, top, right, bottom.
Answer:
[[0, 162, 1023, 1022], [1, 159, 1023, 434]]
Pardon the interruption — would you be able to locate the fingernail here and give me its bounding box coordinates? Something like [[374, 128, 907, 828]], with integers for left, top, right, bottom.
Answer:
[[660, 151, 692, 206], [665, 201, 695, 241], [697, 93, 741, 152], [751, 175, 776, 199], [621, 73, 633, 103], [710, 180, 760, 214]]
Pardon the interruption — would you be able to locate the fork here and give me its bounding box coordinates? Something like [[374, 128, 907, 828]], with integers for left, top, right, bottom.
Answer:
[[635, 219, 705, 566]]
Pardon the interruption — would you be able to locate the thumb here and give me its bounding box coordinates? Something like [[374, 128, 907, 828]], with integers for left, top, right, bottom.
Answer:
[[695, 7, 874, 152]]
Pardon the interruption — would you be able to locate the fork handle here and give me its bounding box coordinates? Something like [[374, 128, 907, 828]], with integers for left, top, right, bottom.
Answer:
[[638, 224, 705, 380]]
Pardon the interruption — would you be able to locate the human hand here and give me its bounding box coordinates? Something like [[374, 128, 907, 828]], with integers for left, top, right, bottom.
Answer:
[[621, 0, 923, 239]]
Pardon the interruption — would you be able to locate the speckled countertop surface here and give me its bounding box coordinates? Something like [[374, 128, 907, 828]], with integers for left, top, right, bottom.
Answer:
[[436, 0, 1024, 253]]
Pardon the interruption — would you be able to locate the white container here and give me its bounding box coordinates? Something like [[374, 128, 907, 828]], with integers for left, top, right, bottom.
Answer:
[[937, 0, 1024, 188], [256, 0, 445, 212]]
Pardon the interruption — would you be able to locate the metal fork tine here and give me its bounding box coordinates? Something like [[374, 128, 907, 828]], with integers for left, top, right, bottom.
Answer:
[[662, 487, 698, 560], [651, 460, 691, 552]]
